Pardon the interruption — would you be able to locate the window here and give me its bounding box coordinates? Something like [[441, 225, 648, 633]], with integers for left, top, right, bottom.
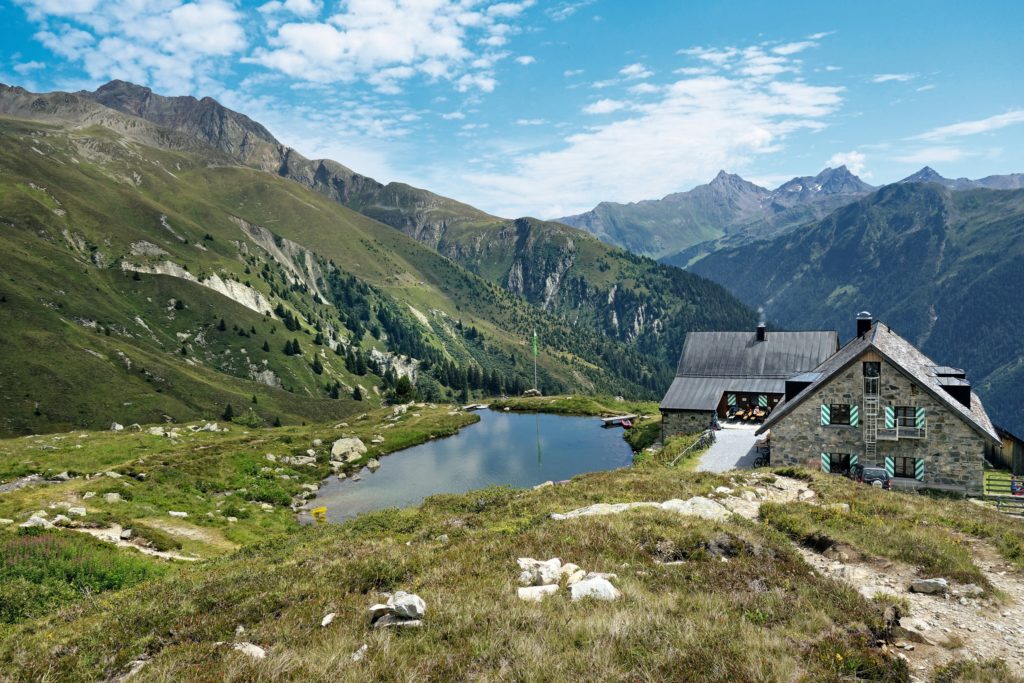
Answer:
[[829, 453, 853, 475], [895, 406, 917, 428], [893, 457, 917, 479], [830, 404, 852, 425], [863, 362, 880, 378]]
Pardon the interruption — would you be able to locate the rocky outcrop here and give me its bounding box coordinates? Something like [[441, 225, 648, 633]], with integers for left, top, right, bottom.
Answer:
[[119, 261, 274, 317]]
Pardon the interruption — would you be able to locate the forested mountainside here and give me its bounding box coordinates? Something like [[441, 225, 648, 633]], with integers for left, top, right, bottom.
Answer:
[[689, 181, 1024, 435], [0, 81, 757, 407], [0, 83, 757, 435], [557, 166, 874, 260]]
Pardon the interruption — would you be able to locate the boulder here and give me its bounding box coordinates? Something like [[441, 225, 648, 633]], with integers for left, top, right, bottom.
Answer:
[[892, 617, 935, 645], [83, 491, 96, 499], [714, 486, 733, 495], [566, 569, 587, 585], [53, 471, 72, 481], [312, 439, 323, 447], [518, 585, 559, 602], [20, 515, 52, 529], [321, 613, 336, 627], [389, 591, 426, 619], [67, 506, 87, 517], [233, 642, 266, 660], [366, 459, 381, 472], [51, 514, 71, 526], [105, 471, 123, 478], [111, 422, 124, 432], [168, 510, 188, 518], [798, 489, 817, 501], [120, 528, 134, 540], [659, 497, 732, 521], [147, 426, 166, 436], [909, 578, 949, 595], [739, 491, 758, 502], [533, 481, 554, 490], [200, 422, 221, 432], [570, 577, 621, 601], [331, 438, 367, 462], [104, 492, 122, 504], [351, 644, 368, 662], [517, 557, 562, 586]]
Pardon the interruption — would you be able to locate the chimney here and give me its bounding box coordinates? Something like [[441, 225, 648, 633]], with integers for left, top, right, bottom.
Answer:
[[856, 311, 873, 338], [756, 322, 767, 342]]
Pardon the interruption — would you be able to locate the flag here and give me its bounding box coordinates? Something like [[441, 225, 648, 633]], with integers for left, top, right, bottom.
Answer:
[[533, 330, 538, 357]]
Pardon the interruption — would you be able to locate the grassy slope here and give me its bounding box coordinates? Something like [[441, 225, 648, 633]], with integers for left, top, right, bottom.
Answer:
[[3, 410, 1024, 680], [0, 117, 660, 435]]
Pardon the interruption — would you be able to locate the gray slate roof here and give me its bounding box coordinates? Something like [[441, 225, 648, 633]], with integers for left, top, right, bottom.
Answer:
[[660, 330, 838, 411], [758, 322, 999, 443]]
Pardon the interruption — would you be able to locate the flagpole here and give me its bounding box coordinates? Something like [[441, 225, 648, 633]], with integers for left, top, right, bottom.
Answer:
[[533, 329, 538, 393]]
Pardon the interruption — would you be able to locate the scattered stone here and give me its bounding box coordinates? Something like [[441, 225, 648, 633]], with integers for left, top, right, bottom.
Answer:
[[372, 614, 422, 629], [331, 438, 367, 462], [0, 519, 13, 526], [265, 453, 277, 463], [168, 510, 188, 518], [260, 503, 273, 512], [435, 534, 449, 544], [67, 506, 87, 517], [51, 514, 71, 526], [351, 644, 368, 662], [53, 471, 72, 481], [321, 612, 336, 628], [739, 490, 758, 502], [312, 439, 323, 447], [111, 422, 124, 432], [368, 591, 426, 628], [83, 491, 96, 499], [104, 492, 122, 504], [533, 480, 554, 490], [120, 528, 134, 540], [518, 585, 559, 602], [714, 486, 733, 495], [893, 618, 935, 645], [517, 557, 563, 586], [233, 642, 266, 660], [566, 569, 587, 585], [909, 578, 949, 595], [20, 515, 52, 529], [366, 459, 381, 472], [226, 516, 238, 523], [200, 422, 221, 432], [955, 583, 984, 598], [797, 489, 816, 501], [105, 471, 123, 479], [570, 577, 621, 601]]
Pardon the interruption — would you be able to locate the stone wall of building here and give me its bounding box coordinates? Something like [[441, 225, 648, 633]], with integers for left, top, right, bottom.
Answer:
[[771, 352, 987, 493], [662, 410, 713, 439]]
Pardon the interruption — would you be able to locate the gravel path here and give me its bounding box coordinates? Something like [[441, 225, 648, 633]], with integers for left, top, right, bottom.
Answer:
[[696, 425, 759, 472]]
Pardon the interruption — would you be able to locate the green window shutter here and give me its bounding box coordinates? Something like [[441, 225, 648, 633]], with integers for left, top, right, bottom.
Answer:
[[850, 454, 858, 467], [915, 459, 925, 481], [885, 406, 895, 429], [758, 394, 767, 407], [915, 407, 926, 430], [821, 452, 831, 473], [821, 404, 830, 426], [850, 404, 859, 427], [884, 457, 894, 477], [727, 393, 736, 406]]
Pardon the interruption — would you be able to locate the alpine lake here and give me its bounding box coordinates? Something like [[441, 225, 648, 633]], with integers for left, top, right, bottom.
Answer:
[[307, 410, 635, 522]]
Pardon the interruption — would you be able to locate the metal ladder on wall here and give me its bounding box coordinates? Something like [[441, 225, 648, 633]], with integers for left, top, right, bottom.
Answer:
[[864, 377, 879, 460]]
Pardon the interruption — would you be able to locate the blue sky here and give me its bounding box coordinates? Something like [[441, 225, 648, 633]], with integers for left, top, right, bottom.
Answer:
[[2, 0, 1022, 218]]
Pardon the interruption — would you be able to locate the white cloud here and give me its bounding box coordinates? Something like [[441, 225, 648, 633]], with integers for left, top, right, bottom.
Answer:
[[18, 0, 246, 92], [258, 0, 322, 18], [515, 118, 546, 125], [562, 68, 583, 77], [892, 147, 969, 164], [628, 82, 660, 95], [441, 111, 466, 119], [825, 150, 868, 176], [246, 0, 522, 93], [912, 110, 1024, 141], [916, 84, 935, 92], [515, 55, 535, 65], [583, 98, 627, 114], [771, 40, 817, 55], [871, 73, 915, 83], [545, 0, 595, 21], [462, 40, 844, 217], [619, 62, 652, 80], [13, 60, 46, 74], [590, 78, 617, 89]]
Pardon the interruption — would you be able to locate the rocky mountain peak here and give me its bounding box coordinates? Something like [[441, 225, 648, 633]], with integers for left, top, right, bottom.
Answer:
[[902, 166, 947, 183]]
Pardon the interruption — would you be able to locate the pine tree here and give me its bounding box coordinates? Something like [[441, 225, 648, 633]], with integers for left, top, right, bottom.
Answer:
[[353, 385, 363, 401], [217, 318, 227, 332], [311, 355, 324, 375], [262, 340, 270, 352], [251, 394, 258, 404], [222, 403, 234, 421], [273, 416, 282, 427]]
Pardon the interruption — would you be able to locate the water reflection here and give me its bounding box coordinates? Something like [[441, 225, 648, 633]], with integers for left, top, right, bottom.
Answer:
[[309, 410, 633, 522]]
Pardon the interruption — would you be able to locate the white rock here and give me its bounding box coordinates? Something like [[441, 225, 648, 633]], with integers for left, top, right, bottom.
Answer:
[[226, 516, 238, 523], [559, 563, 580, 577], [331, 438, 367, 461], [105, 471, 123, 479], [110, 422, 124, 432], [312, 439, 323, 447], [20, 515, 52, 529], [351, 644, 368, 662], [321, 613, 336, 627], [533, 480, 554, 490], [265, 453, 277, 462], [570, 577, 621, 601], [51, 514, 71, 526], [566, 569, 587, 585], [714, 486, 733, 495], [517, 557, 562, 586], [388, 591, 426, 619], [659, 497, 732, 521], [104, 492, 122, 503], [740, 491, 758, 502], [550, 502, 660, 520], [168, 510, 188, 518], [233, 642, 266, 660], [798, 489, 816, 501], [372, 614, 422, 629], [0, 519, 13, 526], [67, 506, 87, 517], [518, 585, 559, 602], [83, 491, 96, 499], [366, 459, 381, 472]]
